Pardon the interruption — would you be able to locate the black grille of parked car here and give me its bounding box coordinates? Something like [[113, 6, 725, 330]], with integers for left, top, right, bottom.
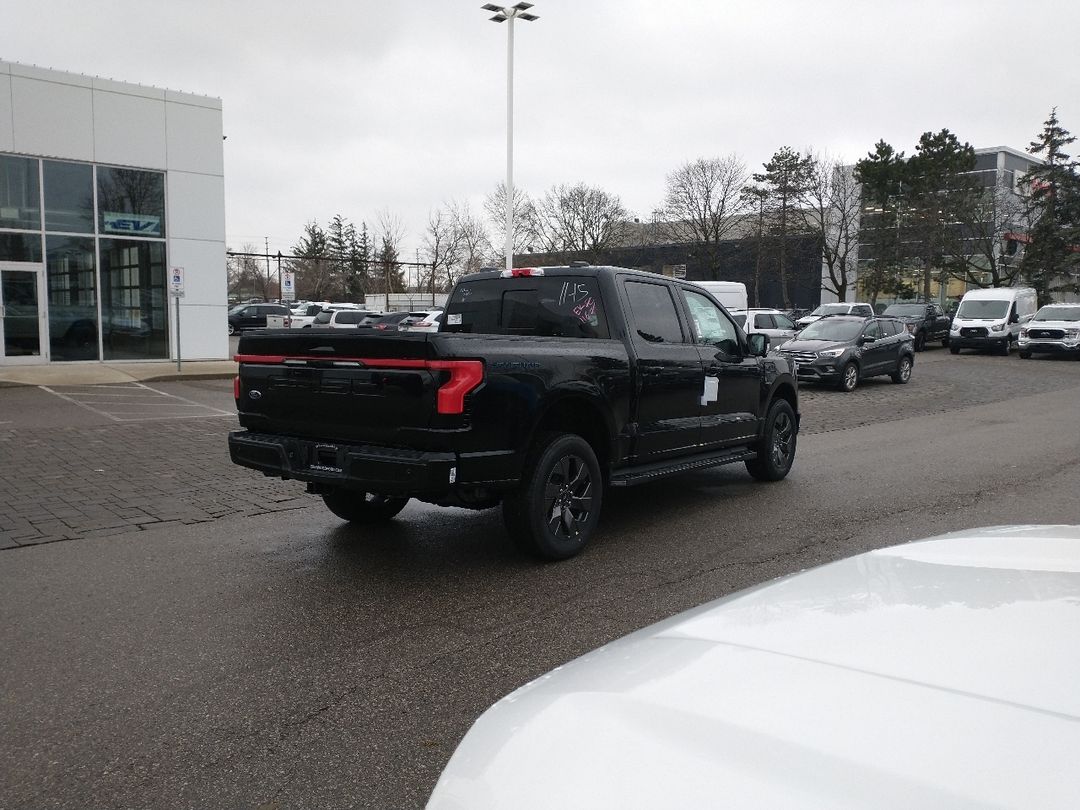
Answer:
[[1029, 329, 1065, 339], [961, 327, 988, 337]]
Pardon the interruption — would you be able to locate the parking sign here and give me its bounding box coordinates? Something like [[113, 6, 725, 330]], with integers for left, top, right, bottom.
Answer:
[[169, 266, 185, 297], [281, 270, 296, 302]]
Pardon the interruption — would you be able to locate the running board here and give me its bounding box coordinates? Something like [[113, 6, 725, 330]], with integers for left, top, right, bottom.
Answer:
[[609, 447, 757, 487]]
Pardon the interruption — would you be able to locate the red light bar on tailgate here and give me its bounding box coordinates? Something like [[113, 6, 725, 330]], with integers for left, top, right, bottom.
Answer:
[[234, 355, 483, 414], [500, 267, 543, 278]]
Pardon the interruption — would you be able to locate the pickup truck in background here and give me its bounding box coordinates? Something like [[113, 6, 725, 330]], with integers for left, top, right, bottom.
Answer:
[[881, 302, 951, 350], [229, 265, 800, 560]]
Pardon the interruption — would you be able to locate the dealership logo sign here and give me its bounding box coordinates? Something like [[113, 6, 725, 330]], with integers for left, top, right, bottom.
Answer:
[[103, 212, 161, 235]]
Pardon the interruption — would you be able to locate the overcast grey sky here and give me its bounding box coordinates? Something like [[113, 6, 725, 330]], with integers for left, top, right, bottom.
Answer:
[[4, 0, 1077, 259]]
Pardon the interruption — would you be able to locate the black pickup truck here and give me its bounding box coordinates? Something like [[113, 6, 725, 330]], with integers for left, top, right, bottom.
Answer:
[[880, 302, 951, 350], [229, 266, 800, 559]]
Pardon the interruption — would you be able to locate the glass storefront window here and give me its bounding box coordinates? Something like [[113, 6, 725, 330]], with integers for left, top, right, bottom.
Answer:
[[100, 239, 167, 360], [47, 236, 99, 361], [44, 161, 94, 234], [97, 167, 166, 238], [0, 232, 43, 262], [0, 155, 41, 231]]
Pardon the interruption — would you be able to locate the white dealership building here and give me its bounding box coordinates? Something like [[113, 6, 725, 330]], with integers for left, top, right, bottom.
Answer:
[[0, 60, 227, 366]]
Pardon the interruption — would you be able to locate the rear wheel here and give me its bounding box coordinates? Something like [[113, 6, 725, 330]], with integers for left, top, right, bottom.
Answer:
[[914, 331, 926, 352], [227, 322, 237, 336], [503, 433, 602, 560], [890, 354, 913, 384], [838, 362, 859, 392], [745, 400, 797, 481], [322, 489, 409, 523]]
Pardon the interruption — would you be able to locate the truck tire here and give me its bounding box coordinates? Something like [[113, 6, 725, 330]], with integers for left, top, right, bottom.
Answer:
[[322, 489, 409, 523], [914, 331, 926, 352], [949, 345, 960, 355], [890, 355, 913, 384], [503, 432, 602, 561], [745, 399, 797, 482]]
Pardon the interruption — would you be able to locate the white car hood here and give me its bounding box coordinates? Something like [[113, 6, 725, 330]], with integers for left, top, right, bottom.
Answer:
[[428, 526, 1080, 809], [1027, 320, 1078, 330]]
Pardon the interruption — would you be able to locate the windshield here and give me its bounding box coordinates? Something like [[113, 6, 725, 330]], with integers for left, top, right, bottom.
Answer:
[[807, 304, 851, 317], [228, 304, 248, 315], [797, 319, 865, 342], [1033, 306, 1080, 322], [956, 299, 1009, 319], [883, 304, 926, 317]]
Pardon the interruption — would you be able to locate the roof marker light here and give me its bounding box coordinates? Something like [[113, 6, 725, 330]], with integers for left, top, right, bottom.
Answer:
[[501, 267, 544, 278]]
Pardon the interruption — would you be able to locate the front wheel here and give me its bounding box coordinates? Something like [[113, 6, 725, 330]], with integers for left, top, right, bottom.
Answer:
[[890, 354, 913, 384], [745, 400, 797, 481], [227, 322, 237, 336], [914, 332, 926, 352], [838, 362, 859, 392], [322, 489, 409, 523], [503, 433, 602, 560], [1019, 350, 1032, 359], [949, 345, 960, 355]]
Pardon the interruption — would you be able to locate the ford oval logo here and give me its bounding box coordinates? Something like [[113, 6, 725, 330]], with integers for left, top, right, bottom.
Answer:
[[249, 390, 263, 400]]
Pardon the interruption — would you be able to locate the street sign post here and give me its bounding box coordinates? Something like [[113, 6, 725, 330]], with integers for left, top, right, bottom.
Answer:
[[170, 267, 185, 371], [281, 270, 295, 302]]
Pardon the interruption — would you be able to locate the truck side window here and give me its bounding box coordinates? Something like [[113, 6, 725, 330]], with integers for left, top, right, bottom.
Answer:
[[624, 281, 684, 344], [680, 289, 739, 355]]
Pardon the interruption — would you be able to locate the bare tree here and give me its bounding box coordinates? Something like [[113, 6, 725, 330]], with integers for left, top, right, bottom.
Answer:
[[526, 183, 630, 261], [484, 183, 533, 257], [947, 180, 1031, 289], [800, 154, 862, 302], [425, 200, 495, 291], [374, 209, 407, 294], [227, 243, 266, 300], [424, 206, 464, 290], [662, 154, 748, 277]]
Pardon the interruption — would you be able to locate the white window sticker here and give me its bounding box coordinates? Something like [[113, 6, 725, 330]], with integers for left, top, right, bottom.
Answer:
[[701, 376, 719, 406], [447, 313, 463, 325]]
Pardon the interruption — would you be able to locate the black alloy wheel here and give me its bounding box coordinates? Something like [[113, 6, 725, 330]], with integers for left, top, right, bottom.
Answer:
[[227, 322, 237, 336], [746, 399, 797, 481], [322, 489, 410, 523], [891, 355, 913, 384], [503, 433, 602, 560]]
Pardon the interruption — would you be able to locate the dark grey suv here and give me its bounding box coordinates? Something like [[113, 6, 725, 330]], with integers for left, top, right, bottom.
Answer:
[[775, 315, 915, 392]]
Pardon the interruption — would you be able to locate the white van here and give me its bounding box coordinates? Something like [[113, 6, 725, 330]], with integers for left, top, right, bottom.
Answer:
[[689, 281, 748, 312], [949, 286, 1038, 355]]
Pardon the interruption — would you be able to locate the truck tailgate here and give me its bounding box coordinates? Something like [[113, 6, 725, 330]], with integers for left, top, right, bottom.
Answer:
[[234, 330, 479, 444]]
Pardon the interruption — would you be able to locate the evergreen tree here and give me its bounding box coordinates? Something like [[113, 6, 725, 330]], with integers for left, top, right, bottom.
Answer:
[[290, 221, 330, 300], [753, 147, 814, 308], [1022, 108, 1080, 301], [854, 141, 908, 304]]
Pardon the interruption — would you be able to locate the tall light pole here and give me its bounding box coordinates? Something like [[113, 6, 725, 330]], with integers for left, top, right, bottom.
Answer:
[[482, 2, 538, 270]]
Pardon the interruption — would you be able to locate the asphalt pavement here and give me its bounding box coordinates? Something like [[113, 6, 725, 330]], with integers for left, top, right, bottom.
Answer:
[[1, 348, 1080, 808]]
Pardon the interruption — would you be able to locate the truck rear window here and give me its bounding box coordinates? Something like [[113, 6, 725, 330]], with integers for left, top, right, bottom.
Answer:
[[443, 277, 609, 338]]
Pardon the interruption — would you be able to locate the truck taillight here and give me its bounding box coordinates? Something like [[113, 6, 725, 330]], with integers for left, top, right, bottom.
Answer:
[[501, 267, 544, 278], [429, 360, 484, 414]]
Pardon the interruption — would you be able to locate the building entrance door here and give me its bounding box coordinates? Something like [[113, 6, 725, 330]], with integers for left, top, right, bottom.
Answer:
[[0, 263, 48, 365]]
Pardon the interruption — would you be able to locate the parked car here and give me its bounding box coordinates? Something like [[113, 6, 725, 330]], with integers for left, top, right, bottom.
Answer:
[[227, 303, 291, 335], [730, 308, 798, 345], [366, 311, 415, 331], [949, 286, 1038, 355], [398, 310, 443, 334], [776, 314, 914, 391], [1018, 303, 1080, 359], [427, 525, 1080, 810], [305, 308, 381, 329], [794, 302, 875, 330], [881, 302, 952, 351]]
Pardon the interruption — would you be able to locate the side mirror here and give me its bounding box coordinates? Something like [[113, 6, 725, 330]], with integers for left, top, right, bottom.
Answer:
[[860, 335, 877, 344], [748, 333, 769, 357], [1009, 312, 1019, 324]]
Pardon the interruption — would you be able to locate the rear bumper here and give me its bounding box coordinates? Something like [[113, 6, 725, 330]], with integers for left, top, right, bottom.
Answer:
[[228, 431, 517, 496]]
